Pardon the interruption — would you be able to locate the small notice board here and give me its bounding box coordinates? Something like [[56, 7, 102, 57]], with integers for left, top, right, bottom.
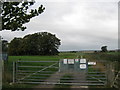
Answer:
[[75, 59, 79, 62], [80, 64, 86, 69], [80, 59, 86, 63], [88, 62, 96, 65], [63, 59, 67, 64], [68, 59, 74, 64]]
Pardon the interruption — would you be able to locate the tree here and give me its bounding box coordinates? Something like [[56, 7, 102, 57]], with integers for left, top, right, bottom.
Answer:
[[9, 32, 61, 55], [8, 38, 23, 55], [101, 46, 108, 52], [22, 34, 38, 55], [1, 0, 45, 31]]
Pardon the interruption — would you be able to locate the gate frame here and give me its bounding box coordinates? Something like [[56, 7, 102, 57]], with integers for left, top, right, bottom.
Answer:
[[13, 60, 108, 87]]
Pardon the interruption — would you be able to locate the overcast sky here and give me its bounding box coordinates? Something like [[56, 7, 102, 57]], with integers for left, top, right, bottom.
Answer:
[[0, 0, 119, 51]]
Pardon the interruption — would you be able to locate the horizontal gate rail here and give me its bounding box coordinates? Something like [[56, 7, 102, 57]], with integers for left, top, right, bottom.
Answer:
[[17, 77, 107, 80], [17, 71, 56, 73], [18, 66, 59, 68], [17, 73, 105, 76], [88, 72, 106, 74], [19, 62, 58, 81], [19, 73, 104, 76], [18, 73, 59, 75], [17, 82, 105, 86], [87, 75, 106, 76], [18, 72, 106, 76], [89, 76, 105, 82], [18, 79, 105, 83], [17, 61, 59, 63], [87, 78, 106, 80]]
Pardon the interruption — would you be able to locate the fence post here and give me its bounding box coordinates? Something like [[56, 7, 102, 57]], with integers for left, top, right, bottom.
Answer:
[[106, 62, 116, 87]]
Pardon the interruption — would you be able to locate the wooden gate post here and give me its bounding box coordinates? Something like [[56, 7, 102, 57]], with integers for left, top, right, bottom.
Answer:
[[106, 62, 115, 87]]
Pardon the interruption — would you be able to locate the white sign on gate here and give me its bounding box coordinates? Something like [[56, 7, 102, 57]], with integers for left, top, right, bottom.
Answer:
[[80, 59, 86, 63], [68, 59, 74, 64], [88, 62, 96, 65], [75, 59, 79, 62], [80, 64, 86, 69], [63, 59, 67, 64]]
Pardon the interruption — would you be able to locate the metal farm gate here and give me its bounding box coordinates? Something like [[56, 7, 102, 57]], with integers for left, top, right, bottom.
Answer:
[[13, 59, 109, 88], [13, 61, 59, 84]]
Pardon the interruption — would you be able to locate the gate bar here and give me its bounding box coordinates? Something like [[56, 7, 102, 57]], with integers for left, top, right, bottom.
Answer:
[[17, 61, 59, 63], [18, 79, 105, 83], [17, 82, 105, 86], [19, 62, 58, 81], [13, 62, 15, 83]]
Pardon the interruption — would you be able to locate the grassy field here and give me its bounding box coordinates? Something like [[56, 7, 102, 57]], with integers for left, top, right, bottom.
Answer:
[[84, 52, 120, 62], [2, 52, 120, 88]]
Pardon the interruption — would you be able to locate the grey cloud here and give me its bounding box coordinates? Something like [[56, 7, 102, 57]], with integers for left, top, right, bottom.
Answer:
[[0, 1, 118, 51]]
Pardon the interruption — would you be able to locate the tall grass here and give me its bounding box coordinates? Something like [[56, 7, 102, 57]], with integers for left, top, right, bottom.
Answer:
[[84, 52, 120, 62]]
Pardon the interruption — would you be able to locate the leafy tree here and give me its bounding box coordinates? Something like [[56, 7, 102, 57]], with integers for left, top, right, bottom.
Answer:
[[22, 34, 38, 55], [9, 32, 61, 55], [101, 46, 108, 52], [8, 38, 23, 55], [1, 0, 45, 31]]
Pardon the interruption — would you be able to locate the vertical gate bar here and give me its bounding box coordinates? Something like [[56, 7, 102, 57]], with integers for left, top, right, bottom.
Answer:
[[13, 62, 15, 83], [59, 61, 60, 72], [105, 63, 108, 86], [106, 63, 109, 86], [16, 61, 18, 82]]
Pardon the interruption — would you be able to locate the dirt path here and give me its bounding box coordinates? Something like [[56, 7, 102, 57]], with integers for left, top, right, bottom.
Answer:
[[34, 70, 88, 89], [71, 71, 88, 88], [34, 71, 65, 88]]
